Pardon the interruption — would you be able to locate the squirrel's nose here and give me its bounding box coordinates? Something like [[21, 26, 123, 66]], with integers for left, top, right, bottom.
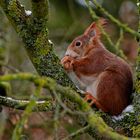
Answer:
[[65, 54, 70, 56]]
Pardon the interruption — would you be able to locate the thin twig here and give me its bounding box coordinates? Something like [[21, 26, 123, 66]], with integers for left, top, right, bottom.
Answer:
[[91, 0, 140, 38], [85, 0, 98, 20], [0, 95, 53, 111], [1, 64, 21, 73], [115, 29, 127, 59], [62, 125, 90, 140], [85, 0, 115, 52], [115, 29, 124, 51], [53, 94, 61, 140], [12, 82, 44, 140], [52, 89, 89, 116]]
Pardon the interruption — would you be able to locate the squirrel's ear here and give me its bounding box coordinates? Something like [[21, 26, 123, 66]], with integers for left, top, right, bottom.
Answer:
[[84, 18, 107, 39], [84, 22, 96, 36]]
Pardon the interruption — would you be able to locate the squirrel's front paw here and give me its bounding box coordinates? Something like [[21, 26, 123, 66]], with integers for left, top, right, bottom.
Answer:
[[61, 56, 74, 71]]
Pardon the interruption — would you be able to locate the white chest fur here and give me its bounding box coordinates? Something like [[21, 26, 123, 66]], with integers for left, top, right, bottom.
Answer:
[[86, 78, 100, 98], [69, 71, 99, 98], [78, 74, 100, 99]]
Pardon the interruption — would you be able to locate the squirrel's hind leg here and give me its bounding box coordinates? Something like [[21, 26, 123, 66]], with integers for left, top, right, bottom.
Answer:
[[84, 92, 108, 113]]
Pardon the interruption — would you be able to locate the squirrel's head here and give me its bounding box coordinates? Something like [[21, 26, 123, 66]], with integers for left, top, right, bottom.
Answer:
[[65, 18, 107, 58]]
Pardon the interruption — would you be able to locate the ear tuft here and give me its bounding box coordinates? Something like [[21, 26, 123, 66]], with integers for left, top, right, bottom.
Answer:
[[84, 22, 96, 35], [84, 18, 107, 39], [97, 18, 108, 27]]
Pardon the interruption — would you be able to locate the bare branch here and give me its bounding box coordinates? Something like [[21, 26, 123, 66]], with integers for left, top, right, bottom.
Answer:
[[0, 95, 54, 111]]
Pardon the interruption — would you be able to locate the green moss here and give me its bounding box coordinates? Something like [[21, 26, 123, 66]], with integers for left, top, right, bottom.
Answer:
[[132, 125, 140, 137], [0, 0, 76, 91], [7, 0, 27, 32], [32, 0, 48, 21], [34, 100, 54, 111], [133, 34, 140, 137], [135, 80, 140, 94], [32, 57, 41, 64], [8, 0, 21, 21]]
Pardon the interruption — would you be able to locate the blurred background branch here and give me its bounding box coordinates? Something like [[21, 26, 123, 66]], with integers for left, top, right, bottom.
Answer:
[[90, 0, 140, 37]]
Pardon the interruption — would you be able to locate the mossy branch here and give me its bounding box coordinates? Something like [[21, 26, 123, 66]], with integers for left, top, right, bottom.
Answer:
[[85, 0, 115, 52], [62, 125, 90, 140], [12, 81, 45, 140], [0, 95, 54, 111], [0, 73, 138, 140], [31, 0, 48, 21], [0, 0, 75, 88], [90, 0, 140, 38], [85, 0, 139, 59], [133, 2, 140, 137], [0, 0, 29, 35]]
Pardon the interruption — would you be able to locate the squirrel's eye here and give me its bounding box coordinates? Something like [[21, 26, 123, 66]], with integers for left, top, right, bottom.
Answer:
[[75, 41, 82, 47]]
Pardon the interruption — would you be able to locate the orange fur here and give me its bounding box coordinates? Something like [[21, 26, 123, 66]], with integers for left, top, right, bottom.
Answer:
[[61, 19, 133, 115]]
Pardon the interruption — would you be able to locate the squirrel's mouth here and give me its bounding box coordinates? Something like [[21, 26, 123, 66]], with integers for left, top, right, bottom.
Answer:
[[65, 49, 80, 59]]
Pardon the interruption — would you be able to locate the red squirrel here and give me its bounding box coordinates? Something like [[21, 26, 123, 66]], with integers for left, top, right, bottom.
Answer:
[[61, 19, 133, 116]]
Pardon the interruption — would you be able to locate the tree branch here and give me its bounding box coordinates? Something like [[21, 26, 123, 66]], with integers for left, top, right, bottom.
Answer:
[[62, 125, 90, 140], [12, 81, 45, 140], [90, 0, 140, 38], [85, 0, 140, 56], [0, 0, 29, 35], [31, 0, 48, 21], [0, 73, 139, 140], [0, 95, 54, 111], [0, 0, 76, 88]]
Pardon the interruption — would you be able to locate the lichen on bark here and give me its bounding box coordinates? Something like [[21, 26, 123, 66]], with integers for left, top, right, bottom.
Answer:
[[0, 0, 76, 89]]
